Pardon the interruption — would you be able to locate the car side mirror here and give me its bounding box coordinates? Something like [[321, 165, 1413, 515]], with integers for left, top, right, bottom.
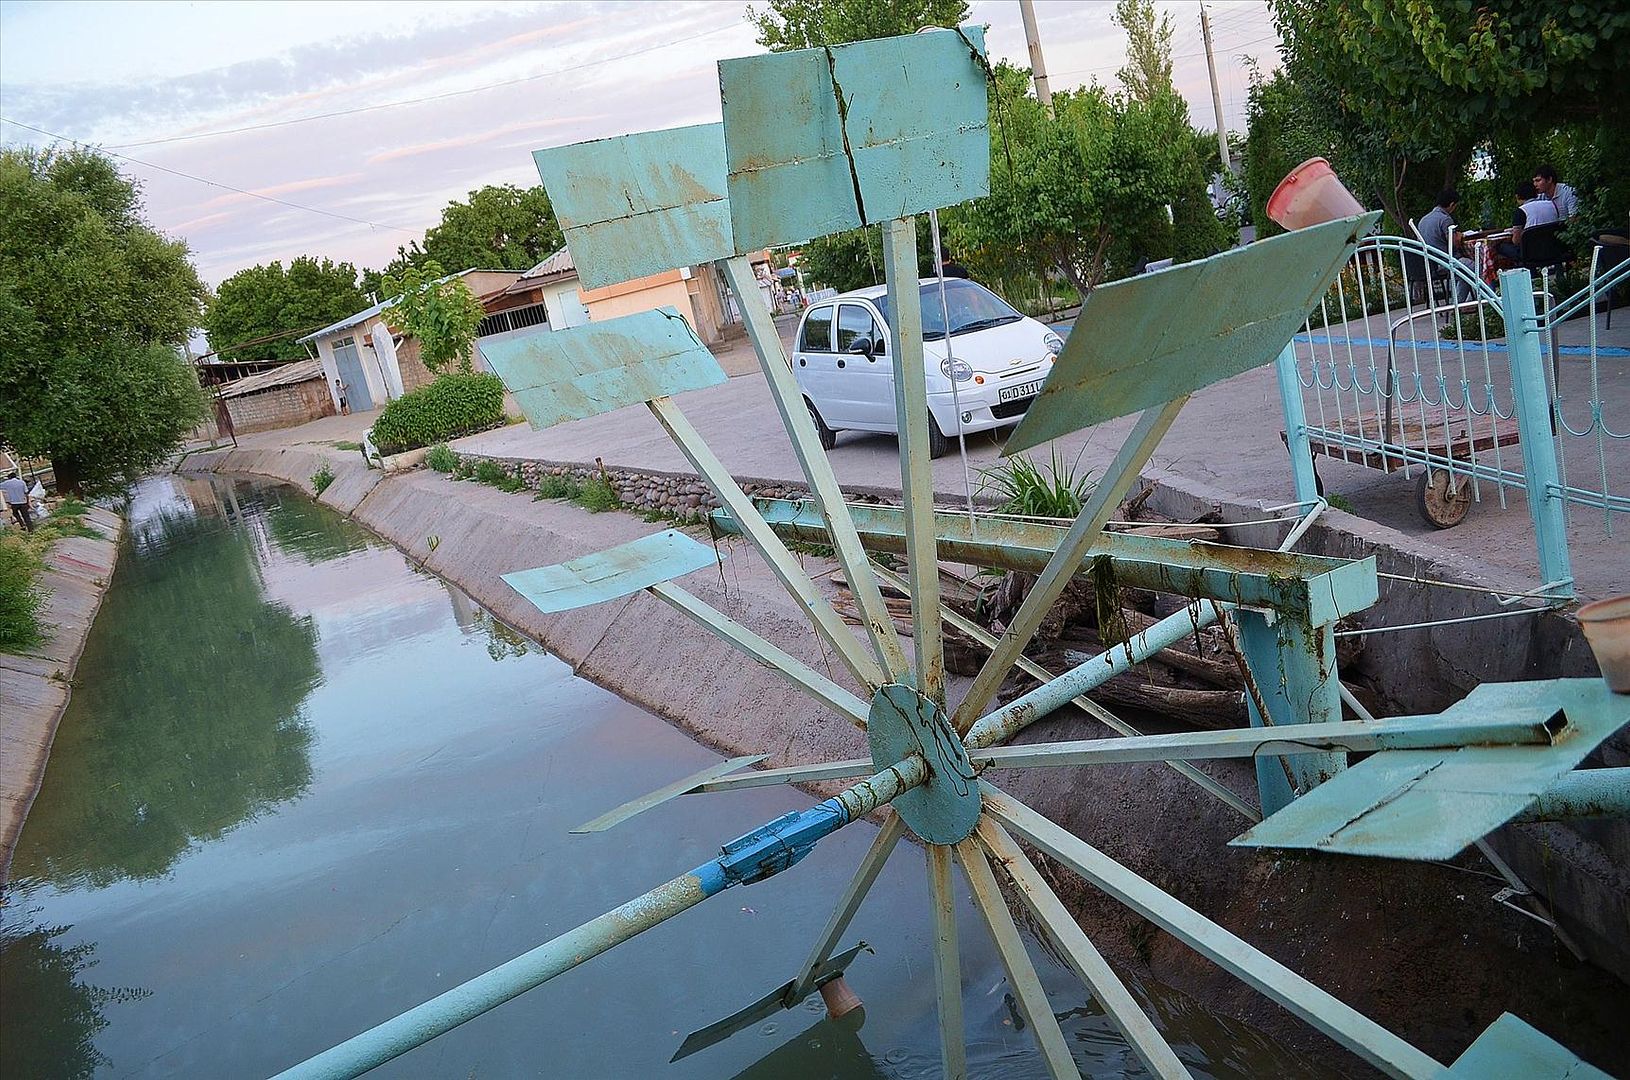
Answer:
[[849, 338, 875, 359]]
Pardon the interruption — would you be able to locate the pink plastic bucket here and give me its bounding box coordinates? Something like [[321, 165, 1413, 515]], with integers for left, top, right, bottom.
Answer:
[[1266, 157, 1365, 231]]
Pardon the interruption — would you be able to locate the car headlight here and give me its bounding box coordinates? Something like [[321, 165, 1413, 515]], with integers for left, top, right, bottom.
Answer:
[[1044, 332, 1064, 357], [940, 357, 973, 382]]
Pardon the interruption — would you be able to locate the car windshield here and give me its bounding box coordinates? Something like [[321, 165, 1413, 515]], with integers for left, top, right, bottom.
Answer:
[[873, 279, 1024, 341]]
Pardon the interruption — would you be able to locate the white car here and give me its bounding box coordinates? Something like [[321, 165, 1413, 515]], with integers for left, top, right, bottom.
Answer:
[[791, 277, 1064, 457]]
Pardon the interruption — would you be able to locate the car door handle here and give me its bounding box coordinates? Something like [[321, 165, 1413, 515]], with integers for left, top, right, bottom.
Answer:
[[836, 358, 846, 368], [798, 357, 806, 366]]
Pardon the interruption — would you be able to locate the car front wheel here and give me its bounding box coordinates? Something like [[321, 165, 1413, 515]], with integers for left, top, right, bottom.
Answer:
[[926, 415, 949, 459]]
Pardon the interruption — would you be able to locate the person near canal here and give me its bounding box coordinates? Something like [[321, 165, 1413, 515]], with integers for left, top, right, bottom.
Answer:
[[1496, 179, 1559, 264], [1534, 164, 1577, 221], [2, 472, 34, 532]]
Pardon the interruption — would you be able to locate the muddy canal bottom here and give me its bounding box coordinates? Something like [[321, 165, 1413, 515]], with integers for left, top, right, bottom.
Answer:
[[1, 475, 1330, 1078]]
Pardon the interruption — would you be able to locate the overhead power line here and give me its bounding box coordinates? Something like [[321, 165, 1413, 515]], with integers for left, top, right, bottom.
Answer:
[[104, 21, 741, 151], [0, 116, 418, 234]]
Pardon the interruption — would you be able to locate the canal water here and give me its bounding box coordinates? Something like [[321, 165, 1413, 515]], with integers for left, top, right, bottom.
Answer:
[[1, 475, 1332, 1079]]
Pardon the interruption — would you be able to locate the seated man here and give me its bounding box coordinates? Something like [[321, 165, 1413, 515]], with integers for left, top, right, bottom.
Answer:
[[1534, 164, 1578, 221], [1496, 180, 1558, 263], [1417, 187, 1474, 300]]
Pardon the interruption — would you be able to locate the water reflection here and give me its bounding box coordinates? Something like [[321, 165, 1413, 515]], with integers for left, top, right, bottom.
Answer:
[[0, 911, 148, 1079], [730, 1014, 887, 1079], [12, 489, 320, 888]]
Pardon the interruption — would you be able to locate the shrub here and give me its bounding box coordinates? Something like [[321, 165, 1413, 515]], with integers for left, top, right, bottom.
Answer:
[[575, 475, 621, 512], [473, 459, 525, 493], [370, 372, 505, 455], [979, 449, 1094, 520], [0, 539, 47, 653], [311, 464, 335, 494], [536, 473, 582, 500], [425, 444, 460, 473]]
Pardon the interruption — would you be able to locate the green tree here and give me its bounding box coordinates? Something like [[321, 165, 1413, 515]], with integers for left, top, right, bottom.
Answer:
[[365, 184, 563, 292], [382, 261, 486, 375], [796, 218, 937, 293], [746, 0, 968, 50], [1267, 0, 1630, 227], [0, 918, 147, 1079], [203, 257, 368, 363], [1116, 0, 1174, 104], [0, 147, 207, 496]]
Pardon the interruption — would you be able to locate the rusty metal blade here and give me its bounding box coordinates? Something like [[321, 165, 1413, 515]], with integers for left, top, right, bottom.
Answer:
[[670, 942, 872, 1062]]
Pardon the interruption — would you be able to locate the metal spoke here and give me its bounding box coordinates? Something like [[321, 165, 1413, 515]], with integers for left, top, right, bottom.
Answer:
[[789, 811, 907, 1000], [927, 844, 968, 1080], [719, 255, 910, 683], [870, 562, 1258, 822], [975, 818, 1192, 1079], [647, 582, 870, 728], [647, 396, 884, 692], [954, 397, 1188, 730], [981, 784, 1443, 1080], [954, 836, 1079, 1080], [692, 758, 875, 793], [879, 215, 946, 705]]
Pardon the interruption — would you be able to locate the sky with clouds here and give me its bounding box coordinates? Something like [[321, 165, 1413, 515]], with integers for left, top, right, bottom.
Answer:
[[0, 0, 1281, 289]]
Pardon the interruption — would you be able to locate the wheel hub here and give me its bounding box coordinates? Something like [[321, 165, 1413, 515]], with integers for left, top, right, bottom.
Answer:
[[866, 683, 980, 843]]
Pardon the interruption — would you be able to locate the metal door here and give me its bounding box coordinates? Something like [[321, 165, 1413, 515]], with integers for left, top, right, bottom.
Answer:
[[331, 337, 373, 411]]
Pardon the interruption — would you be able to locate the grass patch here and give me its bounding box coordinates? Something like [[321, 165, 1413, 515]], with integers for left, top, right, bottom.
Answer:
[[1326, 493, 1356, 513], [332, 440, 364, 452], [574, 475, 621, 513], [311, 464, 336, 494], [535, 473, 583, 501], [980, 448, 1094, 519], [785, 539, 835, 558], [425, 444, 460, 473], [472, 460, 526, 493], [1, 499, 107, 652]]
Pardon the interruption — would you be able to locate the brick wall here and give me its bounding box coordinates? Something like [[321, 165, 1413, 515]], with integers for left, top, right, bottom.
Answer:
[[225, 379, 336, 434], [394, 337, 438, 393]]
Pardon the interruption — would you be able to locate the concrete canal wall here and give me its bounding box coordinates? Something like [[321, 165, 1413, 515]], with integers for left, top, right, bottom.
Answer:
[[179, 448, 1630, 1073], [0, 506, 123, 883]]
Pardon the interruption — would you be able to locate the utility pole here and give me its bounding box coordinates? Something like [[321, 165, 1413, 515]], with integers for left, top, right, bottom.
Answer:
[[1199, 2, 1231, 173], [1018, 0, 1053, 114]]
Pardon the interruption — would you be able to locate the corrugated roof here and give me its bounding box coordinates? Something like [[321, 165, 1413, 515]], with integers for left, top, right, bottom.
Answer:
[[506, 247, 577, 294], [214, 358, 326, 399], [296, 268, 510, 344]]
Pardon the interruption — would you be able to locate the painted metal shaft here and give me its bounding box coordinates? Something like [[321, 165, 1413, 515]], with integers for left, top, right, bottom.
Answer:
[[1512, 768, 1630, 822], [965, 600, 1221, 752], [276, 756, 928, 1078]]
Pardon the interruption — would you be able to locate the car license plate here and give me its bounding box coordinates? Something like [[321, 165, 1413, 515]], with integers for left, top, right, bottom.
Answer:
[[998, 379, 1045, 403]]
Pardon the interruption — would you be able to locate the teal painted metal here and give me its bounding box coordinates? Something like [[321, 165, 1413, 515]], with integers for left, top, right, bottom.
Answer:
[[981, 785, 1446, 1080], [718, 27, 989, 250], [955, 397, 1189, 730], [1499, 269, 1575, 597], [872, 560, 1260, 823], [1273, 341, 1321, 505], [880, 216, 947, 704], [1233, 610, 1345, 815], [501, 529, 719, 613], [691, 758, 874, 793], [789, 813, 906, 1001], [976, 818, 1193, 1079], [955, 836, 1081, 1080], [532, 123, 734, 291], [1233, 679, 1629, 859], [968, 708, 1566, 769], [571, 753, 765, 833], [925, 843, 967, 1080], [715, 496, 1380, 625], [718, 255, 909, 681], [1006, 213, 1382, 452], [867, 683, 979, 844], [1446, 1013, 1613, 1079], [479, 308, 725, 429], [1511, 767, 1630, 822]]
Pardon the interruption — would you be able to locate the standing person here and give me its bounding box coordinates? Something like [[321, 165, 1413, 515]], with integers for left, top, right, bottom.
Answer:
[[1496, 180, 1558, 263], [1534, 164, 1578, 221], [2, 472, 33, 532]]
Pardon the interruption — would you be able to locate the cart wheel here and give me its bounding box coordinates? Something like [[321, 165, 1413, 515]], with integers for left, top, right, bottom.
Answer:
[[1416, 468, 1470, 529]]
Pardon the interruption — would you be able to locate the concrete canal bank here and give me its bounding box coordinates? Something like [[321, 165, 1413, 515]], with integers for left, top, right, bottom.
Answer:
[[0, 505, 123, 883], [176, 445, 1629, 1072]]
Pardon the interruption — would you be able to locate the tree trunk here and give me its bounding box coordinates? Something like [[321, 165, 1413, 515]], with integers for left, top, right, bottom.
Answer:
[[51, 454, 84, 496]]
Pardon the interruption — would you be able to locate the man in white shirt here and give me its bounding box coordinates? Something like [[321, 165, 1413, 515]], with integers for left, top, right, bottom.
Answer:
[[1534, 164, 1577, 220], [1497, 180, 1558, 263], [2, 473, 33, 532]]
